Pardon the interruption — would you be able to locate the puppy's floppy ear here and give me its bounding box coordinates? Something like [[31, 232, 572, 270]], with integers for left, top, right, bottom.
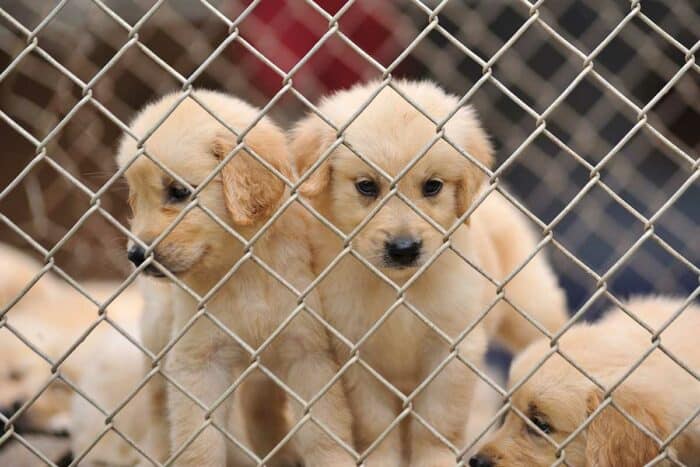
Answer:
[[213, 123, 291, 226], [289, 114, 333, 197], [585, 387, 668, 467], [451, 106, 494, 219]]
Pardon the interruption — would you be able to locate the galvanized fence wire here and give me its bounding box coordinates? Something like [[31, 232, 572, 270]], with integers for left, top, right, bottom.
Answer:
[[0, 0, 698, 466]]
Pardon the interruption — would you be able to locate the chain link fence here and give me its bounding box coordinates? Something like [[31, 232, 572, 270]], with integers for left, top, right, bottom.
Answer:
[[0, 0, 697, 466]]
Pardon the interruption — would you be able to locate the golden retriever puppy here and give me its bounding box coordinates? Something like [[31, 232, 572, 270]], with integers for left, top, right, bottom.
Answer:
[[117, 90, 354, 467], [471, 296, 700, 467], [289, 79, 566, 466]]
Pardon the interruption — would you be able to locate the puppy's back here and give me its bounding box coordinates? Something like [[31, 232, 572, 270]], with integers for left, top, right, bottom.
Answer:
[[469, 190, 568, 351], [599, 296, 700, 369]]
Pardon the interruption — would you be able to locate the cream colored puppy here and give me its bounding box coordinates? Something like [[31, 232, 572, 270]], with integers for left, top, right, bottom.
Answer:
[[472, 296, 700, 467], [290, 79, 567, 466], [117, 90, 354, 467]]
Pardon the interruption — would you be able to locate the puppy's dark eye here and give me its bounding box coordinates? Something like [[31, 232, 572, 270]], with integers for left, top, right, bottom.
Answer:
[[355, 179, 379, 197], [528, 416, 552, 435], [422, 179, 443, 197], [166, 183, 191, 203]]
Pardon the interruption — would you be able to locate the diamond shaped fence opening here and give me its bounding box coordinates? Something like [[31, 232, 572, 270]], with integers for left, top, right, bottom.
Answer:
[[0, 1, 697, 466]]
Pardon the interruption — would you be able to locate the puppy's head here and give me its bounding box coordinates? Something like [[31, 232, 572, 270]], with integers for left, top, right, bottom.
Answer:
[[472, 334, 670, 467], [117, 90, 290, 282], [290, 80, 493, 279]]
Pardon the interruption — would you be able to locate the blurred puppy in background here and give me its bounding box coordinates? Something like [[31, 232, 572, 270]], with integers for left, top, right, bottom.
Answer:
[[0, 243, 143, 441], [472, 296, 700, 467], [117, 90, 354, 467], [290, 79, 567, 466]]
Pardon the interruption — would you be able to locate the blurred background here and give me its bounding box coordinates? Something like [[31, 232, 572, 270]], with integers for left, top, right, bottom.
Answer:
[[1, 0, 698, 321]]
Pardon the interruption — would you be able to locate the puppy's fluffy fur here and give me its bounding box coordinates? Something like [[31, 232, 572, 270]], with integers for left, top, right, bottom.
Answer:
[[290, 80, 566, 465], [118, 90, 354, 466], [134, 281, 300, 467], [474, 296, 700, 466], [71, 280, 297, 467]]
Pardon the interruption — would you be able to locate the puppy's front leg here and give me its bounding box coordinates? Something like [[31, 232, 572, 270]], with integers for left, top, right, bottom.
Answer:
[[139, 308, 172, 465], [274, 331, 356, 467], [344, 365, 404, 467], [137, 372, 170, 465], [241, 374, 301, 467], [409, 334, 485, 467], [166, 325, 242, 467]]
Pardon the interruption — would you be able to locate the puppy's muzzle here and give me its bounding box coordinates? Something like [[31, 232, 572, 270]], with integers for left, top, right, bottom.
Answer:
[[384, 236, 422, 267], [468, 454, 495, 467], [1, 400, 37, 436], [127, 245, 145, 266], [127, 245, 164, 277]]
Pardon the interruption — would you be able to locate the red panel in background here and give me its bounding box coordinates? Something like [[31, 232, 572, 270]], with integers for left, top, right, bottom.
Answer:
[[229, 0, 405, 98]]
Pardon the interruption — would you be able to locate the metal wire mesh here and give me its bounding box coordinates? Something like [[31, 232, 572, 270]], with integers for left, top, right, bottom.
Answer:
[[0, 0, 697, 466]]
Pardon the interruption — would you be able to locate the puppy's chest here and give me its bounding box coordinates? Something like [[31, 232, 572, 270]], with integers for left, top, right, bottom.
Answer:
[[199, 283, 298, 348], [360, 309, 425, 384], [322, 280, 424, 381]]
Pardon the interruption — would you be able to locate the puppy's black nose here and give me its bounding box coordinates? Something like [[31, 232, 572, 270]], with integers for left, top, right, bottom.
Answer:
[[0, 400, 22, 417], [468, 454, 494, 467], [127, 245, 146, 266], [385, 236, 422, 266], [1, 400, 26, 436]]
